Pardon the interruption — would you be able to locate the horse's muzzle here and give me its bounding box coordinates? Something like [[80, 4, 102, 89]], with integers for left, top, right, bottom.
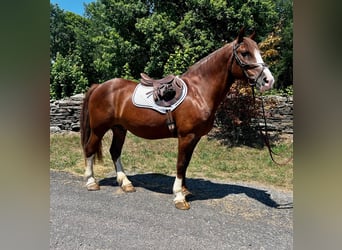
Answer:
[[257, 68, 274, 92]]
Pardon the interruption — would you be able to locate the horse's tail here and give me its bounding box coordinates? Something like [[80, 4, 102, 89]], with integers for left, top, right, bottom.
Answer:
[[80, 84, 103, 163]]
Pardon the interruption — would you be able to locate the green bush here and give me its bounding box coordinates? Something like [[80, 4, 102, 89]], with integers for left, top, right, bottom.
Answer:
[[50, 52, 88, 99]]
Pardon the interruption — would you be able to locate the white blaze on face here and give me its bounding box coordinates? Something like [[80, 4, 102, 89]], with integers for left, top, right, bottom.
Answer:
[[254, 48, 274, 92]]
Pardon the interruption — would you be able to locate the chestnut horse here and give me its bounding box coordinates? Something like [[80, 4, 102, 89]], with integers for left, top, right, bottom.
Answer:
[[80, 29, 274, 210]]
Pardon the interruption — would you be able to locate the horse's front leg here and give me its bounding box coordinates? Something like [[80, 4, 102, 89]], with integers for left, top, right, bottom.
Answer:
[[115, 157, 135, 192], [173, 134, 201, 210], [110, 126, 136, 192]]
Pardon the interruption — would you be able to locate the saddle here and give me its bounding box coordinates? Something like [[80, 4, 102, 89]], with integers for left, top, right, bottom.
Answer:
[[140, 73, 184, 107], [139, 73, 186, 135]]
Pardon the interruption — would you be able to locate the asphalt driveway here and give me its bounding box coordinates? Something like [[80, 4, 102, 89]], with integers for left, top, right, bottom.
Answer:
[[50, 170, 292, 250]]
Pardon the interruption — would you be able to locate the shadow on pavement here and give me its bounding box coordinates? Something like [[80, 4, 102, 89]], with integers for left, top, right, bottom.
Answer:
[[99, 173, 292, 209]]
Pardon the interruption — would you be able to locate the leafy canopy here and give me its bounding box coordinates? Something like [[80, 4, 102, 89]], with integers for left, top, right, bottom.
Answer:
[[50, 0, 292, 98]]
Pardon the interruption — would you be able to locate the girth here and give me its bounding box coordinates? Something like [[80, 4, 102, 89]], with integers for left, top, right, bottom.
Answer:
[[140, 73, 185, 135]]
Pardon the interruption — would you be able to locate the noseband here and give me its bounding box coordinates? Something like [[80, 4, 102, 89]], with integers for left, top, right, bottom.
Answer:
[[233, 42, 268, 86]]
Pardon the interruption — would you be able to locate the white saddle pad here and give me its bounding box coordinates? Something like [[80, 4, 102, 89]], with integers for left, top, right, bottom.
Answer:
[[132, 78, 188, 114]]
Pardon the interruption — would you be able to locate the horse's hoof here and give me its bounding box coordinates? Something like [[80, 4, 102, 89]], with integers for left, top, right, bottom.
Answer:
[[175, 200, 190, 210], [86, 182, 100, 191], [121, 183, 136, 193]]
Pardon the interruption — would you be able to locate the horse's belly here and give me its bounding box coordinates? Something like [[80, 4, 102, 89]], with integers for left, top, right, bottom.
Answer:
[[127, 125, 173, 139], [120, 112, 174, 139]]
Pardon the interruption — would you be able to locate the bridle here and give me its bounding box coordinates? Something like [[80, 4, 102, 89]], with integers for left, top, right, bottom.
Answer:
[[232, 42, 293, 166], [233, 42, 267, 87]]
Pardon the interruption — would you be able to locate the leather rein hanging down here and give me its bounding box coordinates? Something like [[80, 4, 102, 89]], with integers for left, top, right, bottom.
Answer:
[[233, 42, 293, 166], [251, 86, 293, 166]]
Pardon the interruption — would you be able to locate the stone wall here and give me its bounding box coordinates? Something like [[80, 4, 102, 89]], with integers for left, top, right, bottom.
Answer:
[[50, 94, 84, 133], [254, 95, 293, 135], [50, 94, 293, 135]]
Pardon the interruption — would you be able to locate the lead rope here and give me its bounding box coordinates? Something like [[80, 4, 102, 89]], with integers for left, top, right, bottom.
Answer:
[[251, 86, 293, 166]]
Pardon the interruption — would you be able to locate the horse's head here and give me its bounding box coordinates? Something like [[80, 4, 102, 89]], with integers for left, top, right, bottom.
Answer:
[[231, 28, 274, 92]]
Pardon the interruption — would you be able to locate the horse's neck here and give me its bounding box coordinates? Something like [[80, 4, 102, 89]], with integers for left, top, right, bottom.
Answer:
[[184, 43, 234, 111]]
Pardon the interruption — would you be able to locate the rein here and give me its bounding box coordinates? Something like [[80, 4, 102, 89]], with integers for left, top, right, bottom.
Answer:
[[251, 86, 293, 166], [233, 41, 292, 166]]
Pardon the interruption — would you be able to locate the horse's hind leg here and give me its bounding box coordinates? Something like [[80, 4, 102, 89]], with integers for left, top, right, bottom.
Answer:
[[84, 131, 104, 191], [110, 126, 136, 192]]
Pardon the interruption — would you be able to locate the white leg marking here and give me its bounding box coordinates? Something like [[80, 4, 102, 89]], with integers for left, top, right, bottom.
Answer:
[[115, 157, 132, 186], [85, 155, 96, 186], [173, 177, 185, 202]]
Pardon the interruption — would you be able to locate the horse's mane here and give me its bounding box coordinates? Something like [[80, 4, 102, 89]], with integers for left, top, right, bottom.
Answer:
[[183, 43, 232, 77]]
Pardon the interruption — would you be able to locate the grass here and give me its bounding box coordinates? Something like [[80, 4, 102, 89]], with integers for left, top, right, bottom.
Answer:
[[50, 131, 293, 190]]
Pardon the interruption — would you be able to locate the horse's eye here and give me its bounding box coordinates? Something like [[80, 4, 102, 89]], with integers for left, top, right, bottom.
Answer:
[[241, 52, 249, 57]]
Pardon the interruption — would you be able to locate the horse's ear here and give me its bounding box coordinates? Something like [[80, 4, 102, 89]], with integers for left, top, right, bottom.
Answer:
[[249, 31, 256, 40], [237, 27, 245, 43]]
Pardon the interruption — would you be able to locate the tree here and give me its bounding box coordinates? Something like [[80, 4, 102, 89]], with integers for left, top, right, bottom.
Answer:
[[84, 0, 149, 80], [259, 0, 293, 88], [274, 0, 293, 88], [50, 4, 88, 61], [136, 12, 178, 76], [50, 0, 292, 98], [50, 4, 69, 61], [50, 4, 91, 97], [50, 52, 87, 99]]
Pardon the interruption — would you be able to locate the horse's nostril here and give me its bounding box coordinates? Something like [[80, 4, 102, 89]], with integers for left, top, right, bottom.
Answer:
[[263, 77, 268, 83]]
